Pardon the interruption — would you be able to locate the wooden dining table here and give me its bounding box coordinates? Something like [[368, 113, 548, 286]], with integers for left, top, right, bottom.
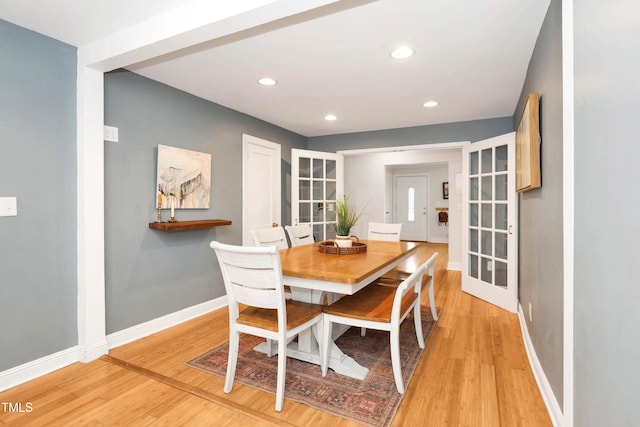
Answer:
[[255, 239, 421, 380]]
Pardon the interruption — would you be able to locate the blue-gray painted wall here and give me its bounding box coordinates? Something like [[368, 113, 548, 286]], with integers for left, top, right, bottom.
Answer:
[[104, 70, 307, 333], [514, 0, 564, 409], [308, 117, 514, 152], [6, 5, 640, 422], [574, 0, 640, 424], [0, 20, 77, 370]]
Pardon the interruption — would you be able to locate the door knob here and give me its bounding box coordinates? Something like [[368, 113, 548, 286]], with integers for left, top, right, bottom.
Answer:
[[272, 222, 279, 227]]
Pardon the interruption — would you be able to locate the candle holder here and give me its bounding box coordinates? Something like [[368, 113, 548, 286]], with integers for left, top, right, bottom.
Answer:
[[169, 216, 177, 223], [156, 202, 162, 223]]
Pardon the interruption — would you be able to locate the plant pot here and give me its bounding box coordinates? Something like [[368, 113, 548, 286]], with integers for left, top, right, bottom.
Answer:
[[335, 235, 358, 248]]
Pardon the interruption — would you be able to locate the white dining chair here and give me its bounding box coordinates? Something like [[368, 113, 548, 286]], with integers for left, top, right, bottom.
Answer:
[[321, 257, 433, 394], [251, 226, 289, 249], [252, 225, 292, 296], [367, 222, 403, 241], [285, 224, 314, 247], [250, 226, 293, 351], [361, 222, 403, 336], [375, 252, 439, 321], [211, 241, 324, 412]]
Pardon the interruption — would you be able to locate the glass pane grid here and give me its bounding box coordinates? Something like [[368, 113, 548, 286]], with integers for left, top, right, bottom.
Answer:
[[296, 152, 342, 242], [326, 160, 336, 180], [495, 145, 508, 172], [466, 144, 510, 289], [299, 158, 311, 178], [470, 151, 479, 175], [313, 158, 324, 179], [469, 228, 479, 253]]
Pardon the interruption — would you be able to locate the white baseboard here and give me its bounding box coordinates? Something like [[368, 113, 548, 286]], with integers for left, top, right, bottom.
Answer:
[[77, 340, 109, 363], [447, 262, 461, 271], [428, 237, 449, 244], [0, 296, 228, 392], [0, 346, 80, 392], [518, 303, 563, 427], [106, 296, 227, 349]]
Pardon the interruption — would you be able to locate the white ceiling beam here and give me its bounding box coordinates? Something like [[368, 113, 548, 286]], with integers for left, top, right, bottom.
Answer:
[[78, 0, 346, 71]]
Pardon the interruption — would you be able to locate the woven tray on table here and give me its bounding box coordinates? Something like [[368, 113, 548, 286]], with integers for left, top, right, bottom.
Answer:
[[318, 240, 367, 255]]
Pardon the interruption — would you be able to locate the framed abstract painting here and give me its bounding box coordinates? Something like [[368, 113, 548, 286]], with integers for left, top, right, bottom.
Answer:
[[156, 144, 211, 209]]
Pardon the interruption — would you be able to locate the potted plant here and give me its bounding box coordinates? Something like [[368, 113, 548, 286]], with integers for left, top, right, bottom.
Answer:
[[329, 195, 364, 247]]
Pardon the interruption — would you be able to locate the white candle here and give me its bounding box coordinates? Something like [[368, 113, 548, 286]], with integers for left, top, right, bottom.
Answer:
[[171, 198, 175, 218]]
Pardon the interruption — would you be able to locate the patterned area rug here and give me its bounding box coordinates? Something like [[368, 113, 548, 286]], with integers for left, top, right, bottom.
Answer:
[[187, 307, 437, 427]]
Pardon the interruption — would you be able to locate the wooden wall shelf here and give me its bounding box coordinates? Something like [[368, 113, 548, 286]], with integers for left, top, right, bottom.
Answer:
[[148, 219, 232, 232]]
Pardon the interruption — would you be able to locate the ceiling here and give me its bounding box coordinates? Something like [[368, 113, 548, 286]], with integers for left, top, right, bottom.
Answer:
[[1, 0, 550, 137]]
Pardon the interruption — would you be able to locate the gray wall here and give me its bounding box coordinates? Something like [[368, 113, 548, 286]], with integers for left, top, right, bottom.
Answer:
[[104, 70, 306, 333], [574, 1, 640, 424], [0, 20, 77, 370], [308, 117, 514, 152], [513, 0, 564, 408]]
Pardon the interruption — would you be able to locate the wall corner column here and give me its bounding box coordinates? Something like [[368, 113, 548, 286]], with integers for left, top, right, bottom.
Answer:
[[76, 61, 107, 362]]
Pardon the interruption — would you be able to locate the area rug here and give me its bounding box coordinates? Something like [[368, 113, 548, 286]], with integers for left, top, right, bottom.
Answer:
[[187, 307, 437, 427]]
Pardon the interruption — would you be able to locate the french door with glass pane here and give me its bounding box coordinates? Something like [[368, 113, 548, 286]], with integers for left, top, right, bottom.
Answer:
[[291, 149, 344, 243], [462, 133, 518, 313]]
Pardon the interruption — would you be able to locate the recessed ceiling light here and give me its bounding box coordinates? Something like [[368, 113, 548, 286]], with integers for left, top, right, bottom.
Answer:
[[390, 46, 414, 59], [324, 114, 337, 121], [423, 101, 439, 108], [258, 77, 277, 86]]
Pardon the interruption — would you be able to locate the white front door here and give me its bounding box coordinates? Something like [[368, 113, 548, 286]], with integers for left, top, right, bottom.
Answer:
[[395, 175, 428, 241], [462, 132, 518, 313], [242, 134, 281, 246], [292, 149, 343, 242]]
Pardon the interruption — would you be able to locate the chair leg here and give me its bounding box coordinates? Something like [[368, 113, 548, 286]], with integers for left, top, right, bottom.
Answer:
[[390, 327, 405, 394], [321, 316, 333, 377], [266, 339, 274, 357], [413, 304, 425, 349], [275, 338, 287, 412], [225, 330, 239, 393], [428, 283, 438, 321]]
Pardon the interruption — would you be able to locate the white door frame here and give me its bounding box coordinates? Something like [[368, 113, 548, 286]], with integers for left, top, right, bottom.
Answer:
[[242, 134, 281, 246], [338, 140, 469, 271]]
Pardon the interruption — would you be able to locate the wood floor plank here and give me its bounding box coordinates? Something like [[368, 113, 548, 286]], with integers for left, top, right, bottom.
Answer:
[[0, 242, 551, 426]]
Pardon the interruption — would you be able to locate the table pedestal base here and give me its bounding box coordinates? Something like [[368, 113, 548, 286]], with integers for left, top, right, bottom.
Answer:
[[253, 323, 369, 380]]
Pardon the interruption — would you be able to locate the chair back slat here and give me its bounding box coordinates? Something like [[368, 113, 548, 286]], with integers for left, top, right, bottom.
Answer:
[[233, 284, 279, 309], [285, 224, 314, 247], [368, 222, 402, 241], [251, 227, 289, 249], [212, 241, 285, 310]]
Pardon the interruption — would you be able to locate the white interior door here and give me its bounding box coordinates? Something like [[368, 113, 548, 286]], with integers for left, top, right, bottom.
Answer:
[[242, 134, 281, 246], [395, 175, 428, 241], [462, 132, 518, 313], [292, 149, 343, 242]]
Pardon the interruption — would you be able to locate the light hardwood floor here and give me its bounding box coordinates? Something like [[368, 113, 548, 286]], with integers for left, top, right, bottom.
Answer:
[[0, 243, 551, 426]]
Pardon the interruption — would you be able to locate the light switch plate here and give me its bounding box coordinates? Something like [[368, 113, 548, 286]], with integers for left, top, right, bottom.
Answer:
[[0, 197, 17, 216], [104, 125, 119, 142]]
